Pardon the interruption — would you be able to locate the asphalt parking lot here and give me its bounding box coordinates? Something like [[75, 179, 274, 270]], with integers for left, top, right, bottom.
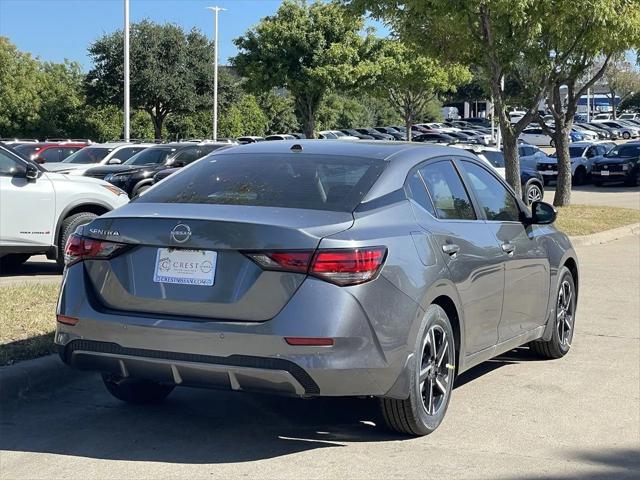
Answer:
[[1, 235, 638, 480]]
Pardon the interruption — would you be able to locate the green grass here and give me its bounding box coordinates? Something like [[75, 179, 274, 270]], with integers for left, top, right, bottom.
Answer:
[[0, 282, 60, 366], [555, 205, 640, 236]]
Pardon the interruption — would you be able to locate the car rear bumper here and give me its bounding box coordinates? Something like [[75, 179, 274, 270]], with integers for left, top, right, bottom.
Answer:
[[55, 264, 420, 399]]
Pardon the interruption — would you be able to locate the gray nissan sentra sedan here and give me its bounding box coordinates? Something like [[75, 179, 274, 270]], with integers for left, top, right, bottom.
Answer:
[[56, 140, 578, 435]]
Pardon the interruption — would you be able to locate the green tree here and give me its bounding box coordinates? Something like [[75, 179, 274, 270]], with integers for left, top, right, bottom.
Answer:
[[86, 20, 216, 139], [256, 90, 299, 135], [233, 0, 377, 138], [219, 94, 269, 138], [353, 0, 640, 204], [0, 37, 42, 137], [602, 56, 640, 119], [373, 40, 471, 140]]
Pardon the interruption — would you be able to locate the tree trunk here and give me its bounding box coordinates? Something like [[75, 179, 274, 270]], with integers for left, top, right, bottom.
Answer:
[[146, 111, 164, 140], [553, 126, 572, 206], [502, 129, 521, 197], [405, 113, 413, 142], [303, 107, 316, 139], [610, 89, 617, 120]]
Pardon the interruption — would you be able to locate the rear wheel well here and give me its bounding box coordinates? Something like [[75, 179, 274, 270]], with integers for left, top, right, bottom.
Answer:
[[65, 204, 110, 219], [431, 295, 461, 371], [563, 257, 579, 297]]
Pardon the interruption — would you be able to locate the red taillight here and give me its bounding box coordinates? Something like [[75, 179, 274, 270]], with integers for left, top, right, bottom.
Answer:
[[310, 247, 387, 286], [285, 337, 334, 346], [244, 247, 387, 286], [64, 233, 128, 266]]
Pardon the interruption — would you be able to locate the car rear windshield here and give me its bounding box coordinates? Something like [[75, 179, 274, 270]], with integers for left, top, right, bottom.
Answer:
[[136, 153, 386, 212], [62, 147, 112, 164]]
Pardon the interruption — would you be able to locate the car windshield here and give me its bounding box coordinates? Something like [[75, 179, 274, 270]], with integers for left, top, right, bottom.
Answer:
[[62, 147, 111, 164], [605, 144, 640, 158], [136, 153, 386, 212], [124, 147, 176, 165]]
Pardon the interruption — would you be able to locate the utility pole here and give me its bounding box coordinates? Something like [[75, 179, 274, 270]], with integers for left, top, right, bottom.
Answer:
[[206, 6, 225, 141], [123, 0, 130, 142]]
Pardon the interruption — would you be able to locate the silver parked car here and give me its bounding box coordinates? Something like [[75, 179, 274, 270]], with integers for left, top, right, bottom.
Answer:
[[56, 141, 579, 436]]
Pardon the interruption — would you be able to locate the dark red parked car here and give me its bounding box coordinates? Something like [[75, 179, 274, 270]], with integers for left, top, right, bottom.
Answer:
[[13, 141, 88, 164]]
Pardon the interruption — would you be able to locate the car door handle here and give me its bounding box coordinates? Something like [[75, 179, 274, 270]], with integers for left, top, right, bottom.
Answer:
[[442, 244, 460, 256], [501, 242, 515, 255]]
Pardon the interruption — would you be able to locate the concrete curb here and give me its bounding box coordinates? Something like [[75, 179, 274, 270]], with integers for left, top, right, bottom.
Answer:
[[0, 354, 88, 403], [568, 222, 640, 247]]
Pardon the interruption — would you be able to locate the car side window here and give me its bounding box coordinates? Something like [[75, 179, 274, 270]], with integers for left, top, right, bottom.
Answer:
[[460, 161, 521, 222], [174, 148, 200, 165], [116, 147, 145, 161], [406, 172, 436, 217], [0, 150, 25, 176], [419, 161, 476, 220], [61, 147, 80, 159], [39, 148, 60, 163]]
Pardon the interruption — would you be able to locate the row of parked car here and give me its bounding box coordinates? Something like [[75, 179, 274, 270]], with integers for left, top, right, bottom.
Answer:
[[238, 120, 496, 146], [519, 118, 640, 147]]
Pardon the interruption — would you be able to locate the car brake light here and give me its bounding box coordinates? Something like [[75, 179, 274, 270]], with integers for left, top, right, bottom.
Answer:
[[57, 315, 79, 326], [310, 247, 387, 286], [244, 247, 387, 286], [64, 233, 128, 266]]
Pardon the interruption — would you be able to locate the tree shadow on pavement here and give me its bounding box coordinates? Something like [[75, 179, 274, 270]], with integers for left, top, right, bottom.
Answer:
[[501, 447, 640, 480]]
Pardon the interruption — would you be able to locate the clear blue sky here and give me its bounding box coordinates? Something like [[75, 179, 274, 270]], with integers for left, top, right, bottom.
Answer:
[[1, 0, 380, 69]]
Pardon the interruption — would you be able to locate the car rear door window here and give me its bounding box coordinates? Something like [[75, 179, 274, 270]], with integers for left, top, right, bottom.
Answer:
[[460, 161, 521, 222], [137, 153, 386, 212], [61, 147, 81, 160], [406, 172, 436, 217], [38, 148, 61, 163], [419, 161, 476, 220], [116, 147, 147, 162]]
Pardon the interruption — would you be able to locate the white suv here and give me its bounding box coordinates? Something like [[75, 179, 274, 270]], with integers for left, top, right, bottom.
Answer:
[[44, 142, 153, 175], [0, 143, 129, 270]]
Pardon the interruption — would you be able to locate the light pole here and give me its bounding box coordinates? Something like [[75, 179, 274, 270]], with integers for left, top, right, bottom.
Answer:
[[124, 0, 130, 141], [206, 6, 225, 141]]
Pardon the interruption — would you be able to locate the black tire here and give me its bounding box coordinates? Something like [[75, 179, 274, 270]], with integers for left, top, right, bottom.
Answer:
[[523, 182, 543, 205], [530, 266, 576, 359], [102, 373, 174, 404], [379, 304, 456, 436], [573, 167, 587, 186], [622, 132, 631, 140], [0, 253, 31, 273], [133, 183, 151, 197], [56, 212, 98, 267], [624, 168, 640, 187]]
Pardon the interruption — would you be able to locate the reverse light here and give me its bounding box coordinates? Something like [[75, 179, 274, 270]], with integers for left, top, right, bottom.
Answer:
[[244, 247, 387, 286], [64, 233, 128, 266]]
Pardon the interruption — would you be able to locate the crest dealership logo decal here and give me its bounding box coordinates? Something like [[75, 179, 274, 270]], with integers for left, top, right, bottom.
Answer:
[[171, 223, 191, 243]]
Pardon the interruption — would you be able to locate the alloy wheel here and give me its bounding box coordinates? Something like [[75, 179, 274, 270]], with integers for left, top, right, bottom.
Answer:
[[556, 280, 574, 347], [419, 325, 452, 415], [527, 184, 543, 204]]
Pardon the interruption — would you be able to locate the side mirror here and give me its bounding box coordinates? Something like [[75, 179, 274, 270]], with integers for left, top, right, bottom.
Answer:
[[530, 201, 557, 225], [25, 163, 39, 182], [109, 158, 122, 165], [34, 157, 46, 164]]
